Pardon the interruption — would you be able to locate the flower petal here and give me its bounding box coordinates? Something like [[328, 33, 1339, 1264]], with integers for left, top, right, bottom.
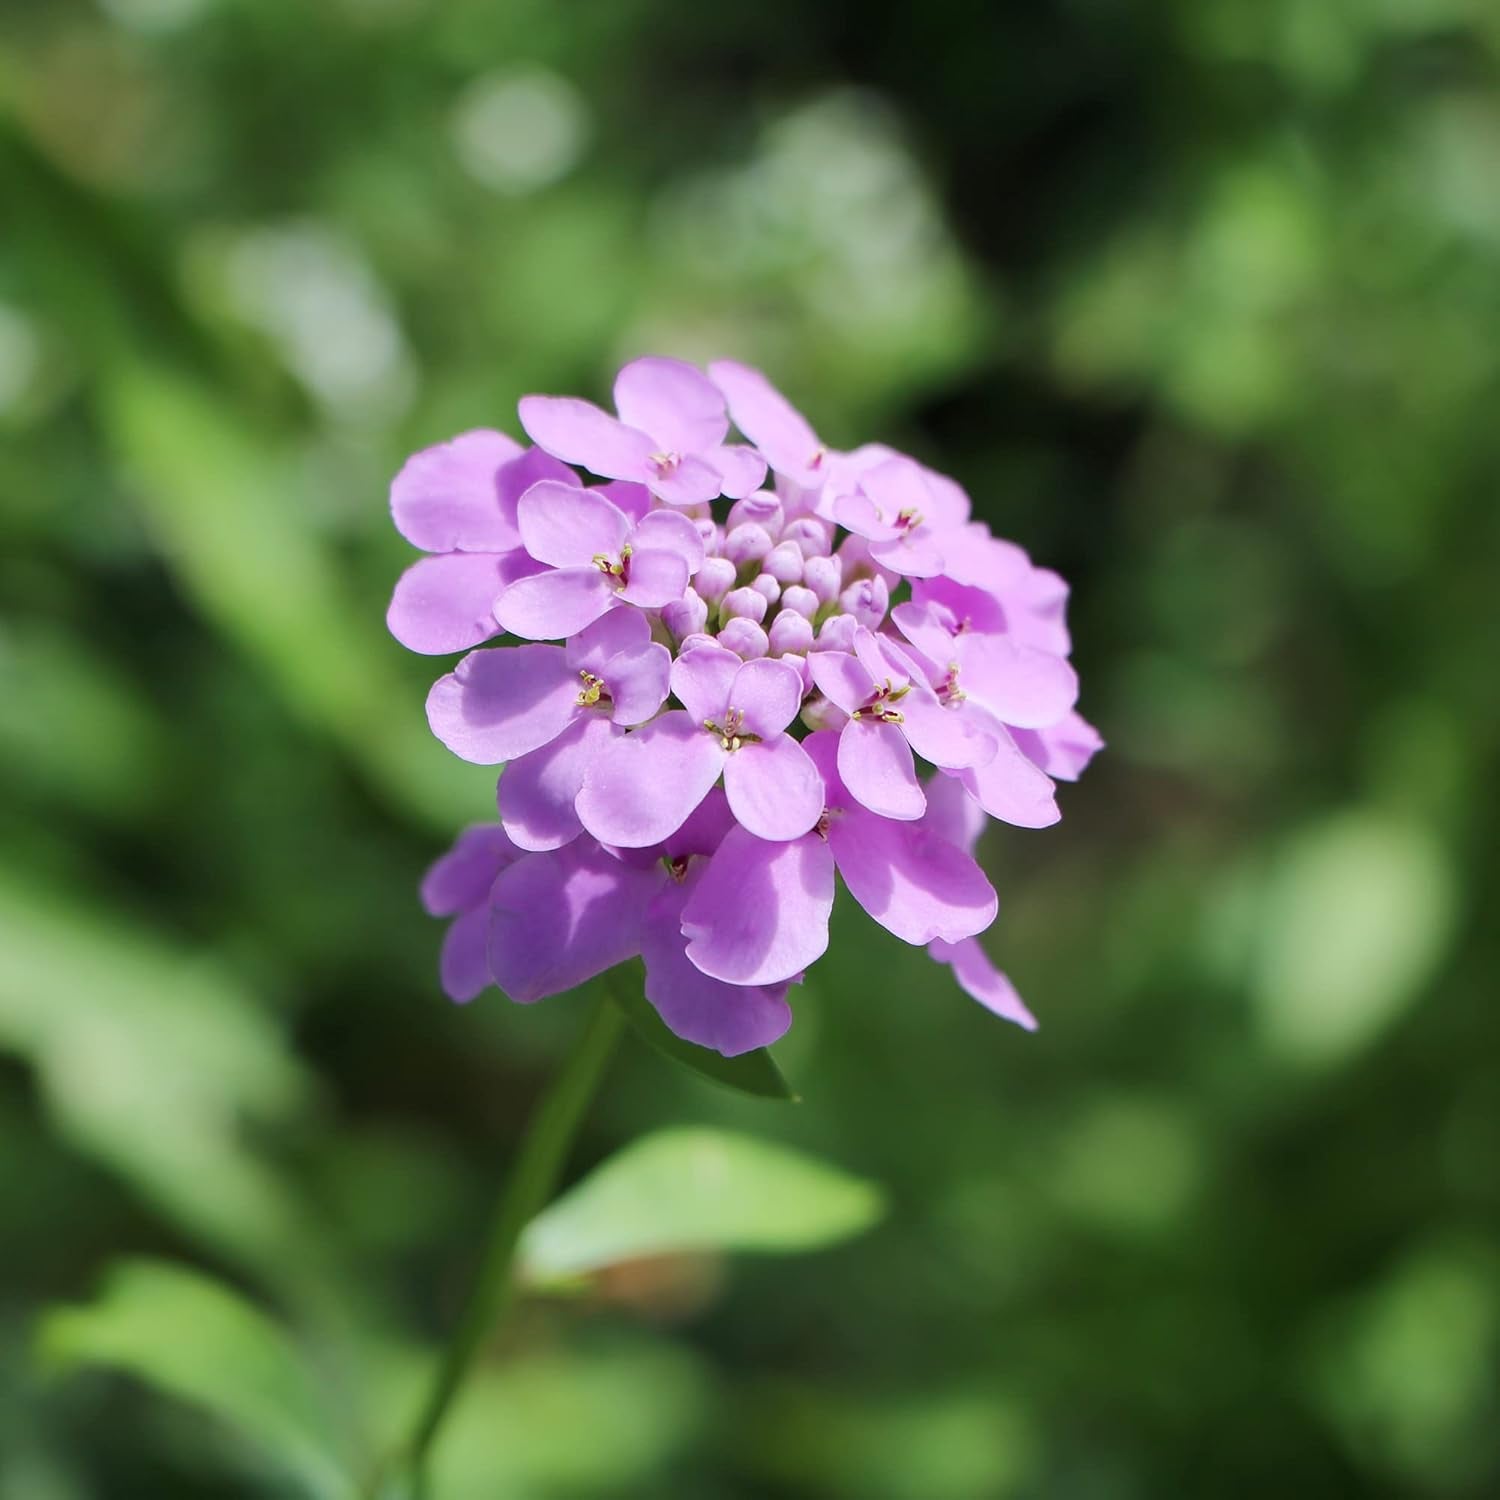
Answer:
[[518, 394, 656, 481], [517, 482, 631, 568], [641, 876, 792, 1055], [630, 508, 706, 573], [705, 443, 768, 499], [499, 715, 617, 851], [426, 643, 578, 764], [833, 490, 898, 543], [618, 546, 689, 608], [603, 641, 671, 726], [421, 823, 524, 916], [928, 937, 1037, 1030], [494, 567, 616, 640], [960, 635, 1079, 729], [387, 552, 538, 655], [871, 531, 947, 579], [723, 736, 824, 841], [828, 805, 997, 945], [575, 711, 724, 848], [487, 841, 657, 1004], [708, 360, 824, 486], [730, 657, 805, 738], [612, 356, 728, 454], [648, 453, 724, 506], [806, 649, 876, 715], [671, 644, 742, 723], [1011, 710, 1105, 782], [837, 718, 925, 820], [440, 906, 494, 1003], [390, 428, 524, 553], [899, 690, 996, 770], [952, 715, 1061, 828], [564, 606, 651, 674], [681, 825, 834, 986]]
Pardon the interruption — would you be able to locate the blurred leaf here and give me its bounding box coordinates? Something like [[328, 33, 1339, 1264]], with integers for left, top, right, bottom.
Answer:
[[0, 871, 314, 1271], [37, 1259, 351, 1500], [609, 976, 796, 1102], [521, 1127, 884, 1280]]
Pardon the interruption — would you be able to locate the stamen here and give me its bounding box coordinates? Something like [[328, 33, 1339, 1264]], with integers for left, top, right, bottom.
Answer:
[[576, 670, 608, 707]]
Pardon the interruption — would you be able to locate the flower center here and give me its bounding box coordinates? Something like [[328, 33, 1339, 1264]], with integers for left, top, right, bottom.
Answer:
[[849, 678, 909, 725], [649, 451, 681, 476], [576, 670, 611, 708], [591, 542, 634, 590], [895, 506, 924, 532], [702, 706, 759, 752], [936, 662, 965, 707]]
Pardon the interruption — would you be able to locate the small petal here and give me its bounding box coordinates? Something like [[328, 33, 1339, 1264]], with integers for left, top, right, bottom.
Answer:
[[488, 841, 657, 1004], [499, 715, 617, 851], [390, 428, 524, 553], [681, 825, 834, 986], [648, 453, 724, 507], [440, 907, 494, 1003], [671, 644, 741, 723], [603, 641, 672, 725], [494, 567, 616, 640], [806, 650, 876, 715], [833, 490, 899, 543], [1012, 710, 1105, 782], [960, 635, 1079, 729], [708, 360, 825, 486], [594, 479, 653, 522], [387, 552, 536, 655], [426, 644, 578, 764], [929, 937, 1037, 1030], [618, 546, 689, 608], [421, 823, 523, 916], [517, 482, 630, 568], [922, 772, 988, 856], [899, 690, 996, 770], [838, 718, 925, 820], [564, 606, 652, 674], [613, 356, 729, 454], [575, 711, 725, 848], [952, 715, 1061, 829], [518, 394, 656, 480], [828, 805, 997, 945], [705, 443, 768, 499], [729, 657, 804, 738], [723, 736, 824, 841], [631, 508, 707, 573], [871, 531, 947, 579]]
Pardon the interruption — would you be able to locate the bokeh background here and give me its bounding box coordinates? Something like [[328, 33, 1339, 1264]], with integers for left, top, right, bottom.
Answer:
[[3, 0, 1498, 1495]]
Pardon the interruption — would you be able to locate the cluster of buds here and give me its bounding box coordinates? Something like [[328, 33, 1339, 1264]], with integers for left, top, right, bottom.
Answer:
[[391, 358, 1100, 1055]]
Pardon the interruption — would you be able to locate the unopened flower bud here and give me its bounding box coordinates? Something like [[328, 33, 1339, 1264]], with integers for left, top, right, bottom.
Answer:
[[726, 493, 784, 535], [694, 556, 736, 605], [816, 612, 859, 652], [781, 652, 813, 693], [803, 554, 842, 605], [841, 575, 890, 630], [661, 587, 708, 641], [781, 517, 831, 558], [678, 631, 717, 654], [778, 584, 819, 620], [750, 573, 781, 606], [717, 617, 769, 659], [721, 586, 768, 624], [762, 541, 804, 585], [696, 517, 723, 556], [801, 693, 848, 732], [724, 523, 774, 568], [768, 610, 815, 657]]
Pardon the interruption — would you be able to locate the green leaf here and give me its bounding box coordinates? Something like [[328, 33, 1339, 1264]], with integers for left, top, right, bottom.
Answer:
[[607, 968, 796, 1102], [520, 1127, 885, 1281], [37, 1259, 351, 1500]]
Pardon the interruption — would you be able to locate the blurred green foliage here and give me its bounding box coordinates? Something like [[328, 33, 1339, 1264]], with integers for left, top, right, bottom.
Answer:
[[2, 0, 1498, 1495]]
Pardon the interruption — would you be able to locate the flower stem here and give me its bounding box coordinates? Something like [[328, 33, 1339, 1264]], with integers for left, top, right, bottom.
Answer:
[[382, 989, 623, 1495]]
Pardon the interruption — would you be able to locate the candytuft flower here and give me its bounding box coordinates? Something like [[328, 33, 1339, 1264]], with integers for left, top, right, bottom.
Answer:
[[391, 357, 1101, 1054]]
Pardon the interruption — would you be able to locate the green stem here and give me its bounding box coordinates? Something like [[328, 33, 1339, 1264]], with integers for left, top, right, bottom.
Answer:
[[378, 990, 623, 1496]]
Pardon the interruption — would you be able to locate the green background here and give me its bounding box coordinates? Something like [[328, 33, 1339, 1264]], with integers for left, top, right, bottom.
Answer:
[[2, 0, 1497, 1494]]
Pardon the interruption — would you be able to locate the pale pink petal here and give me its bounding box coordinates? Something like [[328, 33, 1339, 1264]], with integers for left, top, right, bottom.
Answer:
[[705, 444, 768, 499], [681, 825, 834, 986], [929, 937, 1037, 1030], [671, 644, 742, 723], [837, 718, 925, 820], [871, 531, 947, 579], [952, 713, 1061, 828], [922, 772, 987, 856], [648, 453, 724, 507], [425, 644, 578, 764], [723, 736, 824, 841], [387, 552, 536, 655], [729, 657, 805, 738], [594, 479, 653, 522], [494, 567, 616, 640], [807, 650, 876, 715], [603, 641, 671, 725], [499, 715, 617, 851], [618, 547, 689, 608], [516, 482, 630, 568], [612, 356, 728, 454], [708, 360, 825, 486], [1012, 710, 1104, 782], [518, 394, 656, 480], [631, 508, 706, 573], [575, 711, 724, 848], [564, 606, 651, 674], [899, 690, 996, 770], [390, 428, 524, 553], [833, 490, 899, 543], [960, 635, 1079, 729], [828, 805, 997, 945]]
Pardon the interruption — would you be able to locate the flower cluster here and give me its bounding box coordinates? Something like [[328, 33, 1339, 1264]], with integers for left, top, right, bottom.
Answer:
[[391, 358, 1101, 1055]]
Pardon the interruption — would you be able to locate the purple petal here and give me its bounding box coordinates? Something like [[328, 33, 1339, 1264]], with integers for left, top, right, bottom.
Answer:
[[729, 657, 804, 738], [1011, 710, 1105, 782], [723, 736, 824, 841], [499, 715, 617, 851], [922, 773, 987, 857], [871, 531, 947, 579], [612, 356, 729, 454], [705, 443, 769, 499], [564, 606, 652, 674], [618, 547, 689, 608], [390, 428, 524, 553], [960, 635, 1079, 729], [440, 907, 494, 1003], [807, 650, 876, 715], [594, 480, 653, 522], [516, 482, 631, 568], [575, 711, 724, 848], [928, 937, 1037, 1030], [708, 360, 825, 486], [421, 823, 524, 916], [833, 491, 899, 543], [494, 567, 616, 639], [828, 805, 997, 945], [899, 690, 996, 770], [952, 716, 1061, 829], [517, 394, 656, 481], [641, 875, 792, 1055], [838, 718, 925, 820], [487, 841, 657, 1004], [426, 644, 578, 764], [603, 641, 671, 725], [387, 552, 538, 656], [630, 508, 706, 573], [671, 644, 741, 724], [664, 786, 737, 860], [648, 453, 723, 506], [681, 825, 834, 986]]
